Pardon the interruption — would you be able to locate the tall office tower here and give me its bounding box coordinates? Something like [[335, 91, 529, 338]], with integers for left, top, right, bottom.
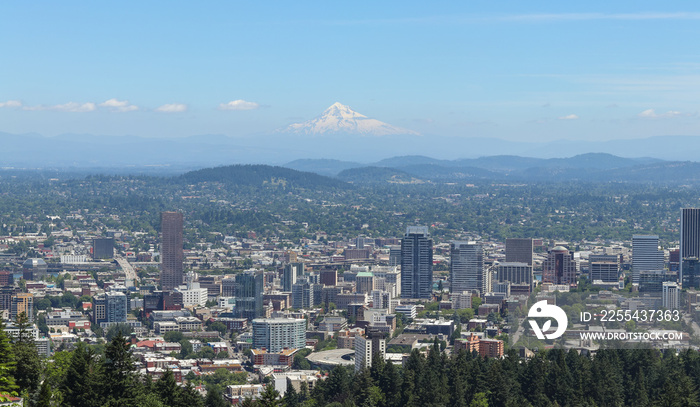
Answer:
[[282, 264, 300, 292], [495, 262, 533, 285], [542, 246, 577, 285], [319, 269, 337, 286], [589, 261, 620, 283], [235, 270, 264, 319], [160, 211, 184, 290], [589, 254, 621, 283], [92, 237, 115, 260], [356, 272, 375, 294], [662, 282, 680, 310], [632, 235, 664, 284], [683, 258, 700, 289], [400, 226, 433, 299], [221, 277, 236, 297], [11, 293, 33, 322], [682, 208, 700, 286], [291, 280, 314, 309], [450, 242, 485, 294], [505, 238, 533, 266], [388, 246, 401, 266]]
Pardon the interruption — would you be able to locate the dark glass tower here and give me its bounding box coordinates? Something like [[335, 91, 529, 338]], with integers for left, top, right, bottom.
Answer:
[[235, 269, 264, 320], [681, 208, 700, 286], [401, 226, 433, 299], [160, 211, 184, 290], [505, 238, 533, 266]]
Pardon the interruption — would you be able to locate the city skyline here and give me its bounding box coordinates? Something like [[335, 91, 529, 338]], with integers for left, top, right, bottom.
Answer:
[[3, 2, 700, 149]]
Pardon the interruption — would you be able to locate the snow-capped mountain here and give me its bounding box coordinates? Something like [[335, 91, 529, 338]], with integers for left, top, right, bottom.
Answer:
[[280, 102, 420, 136]]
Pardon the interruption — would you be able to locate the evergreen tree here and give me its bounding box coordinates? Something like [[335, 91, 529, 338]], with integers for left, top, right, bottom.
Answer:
[[322, 366, 352, 404], [258, 383, 280, 407], [282, 378, 299, 407], [379, 360, 402, 407], [62, 342, 103, 407], [178, 382, 205, 407], [35, 380, 52, 407], [154, 370, 180, 407], [12, 312, 41, 395], [0, 320, 17, 398], [422, 342, 449, 406], [297, 381, 309, 405], [205, 385, 228, 407], [102, 330, 140, 404]]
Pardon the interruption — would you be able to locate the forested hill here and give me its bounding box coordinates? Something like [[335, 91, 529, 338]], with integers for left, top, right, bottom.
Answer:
[[179, 164, 349, 189]]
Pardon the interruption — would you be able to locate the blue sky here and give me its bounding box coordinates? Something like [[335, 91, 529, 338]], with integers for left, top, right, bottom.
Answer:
[[2, 1, 700, 143]]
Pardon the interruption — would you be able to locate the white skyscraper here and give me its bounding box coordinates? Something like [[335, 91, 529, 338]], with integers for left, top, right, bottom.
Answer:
[[662, 282, 679, 310], [632, 235, 664, 284], [450, 242, 485, 294]]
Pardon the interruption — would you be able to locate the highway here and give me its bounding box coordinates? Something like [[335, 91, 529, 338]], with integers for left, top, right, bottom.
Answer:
[[114, 255, 137, 287]]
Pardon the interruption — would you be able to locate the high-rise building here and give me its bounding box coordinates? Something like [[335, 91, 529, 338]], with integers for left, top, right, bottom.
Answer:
[[495, 262, 532, 286], [683, 258, 700, 289], [371, 290, 392, 311], [632, 235, 664, 284], [354, 332, 386, 372], [450, 242, 485, 294], [252, 318, 306, 352], [505, 238, 533, 266], [292, 280, 314, 309], [283, 263, 303, 292], [222, 277, 237, 297], [92, 237, 115, 260], [160, 212, 184, 290], [451, 291, 472, 310], [589, 254, 621, 283], [11, 293, 33, 322], [93, 292, 127, 327], [0, 271, 13, 287], [542, 246, 577, 285], [682, 209, 700, 286], [639, 271, 677, 293], [0, 287, 19, 311], [401, 226, 433, 299], [662, 282, 680, 310], [175, 282, 208, 307], [235, 270, 265, 319], [356, 272, 375, 294], [319, 269, 337, 286], [388, 246, 401, 267], [589, 261, 620, 283]]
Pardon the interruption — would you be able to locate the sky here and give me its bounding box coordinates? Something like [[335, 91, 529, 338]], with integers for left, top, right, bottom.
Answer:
[[3, 1, 700, 143]]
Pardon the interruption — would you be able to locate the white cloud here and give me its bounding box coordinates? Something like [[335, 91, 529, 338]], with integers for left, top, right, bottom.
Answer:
[[24, 102, 96, 112], [0, 100, 22, 108], [558, 114, 579, 120], [99, 98, 138, 112], [155, 103, 187, 113], [638, 108, 683, 118], [218, 100, 260, 111]]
